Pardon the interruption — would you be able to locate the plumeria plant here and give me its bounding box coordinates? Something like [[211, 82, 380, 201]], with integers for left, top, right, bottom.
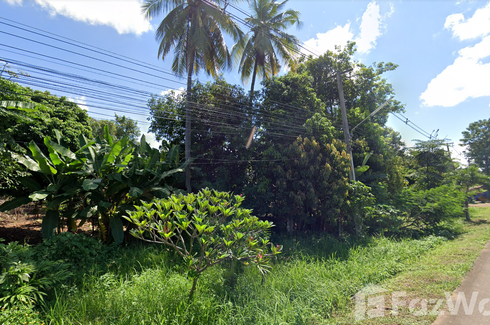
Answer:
[[124, 188, 281, 299]]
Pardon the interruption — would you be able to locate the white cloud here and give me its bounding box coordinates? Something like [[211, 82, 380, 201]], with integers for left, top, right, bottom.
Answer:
[[161, 87, 185, 98], [302, 1, 388, 56], [68, 95, 88, 111], [421, 4, 490, 107], [303, 23, 354, 55], [6, 0, 152, 35], [354, 2, 381, 54], [143, 132, 160, 149], [445, 2, 490, 40]]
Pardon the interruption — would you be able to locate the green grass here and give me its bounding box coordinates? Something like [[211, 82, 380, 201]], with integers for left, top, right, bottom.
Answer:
[[332, 206, 490, 324], [40, 236, 447, 324], [5, 208, 490, 325]]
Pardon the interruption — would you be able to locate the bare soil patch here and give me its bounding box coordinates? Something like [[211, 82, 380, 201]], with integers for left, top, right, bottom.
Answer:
[[0, 200, 44, 244], [0, 199, 95, 244]]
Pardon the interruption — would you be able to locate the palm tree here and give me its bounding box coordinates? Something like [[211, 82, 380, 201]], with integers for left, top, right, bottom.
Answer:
[[142, 0, 242, 192], [232, 0, 302, 96]]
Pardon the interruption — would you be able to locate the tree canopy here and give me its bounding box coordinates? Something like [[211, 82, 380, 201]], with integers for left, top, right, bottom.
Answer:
[[89, 114, 141, 142], [461, 118, 490, 175]]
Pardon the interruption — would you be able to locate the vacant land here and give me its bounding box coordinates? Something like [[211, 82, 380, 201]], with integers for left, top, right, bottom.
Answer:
[[1, 206, 489, 325]]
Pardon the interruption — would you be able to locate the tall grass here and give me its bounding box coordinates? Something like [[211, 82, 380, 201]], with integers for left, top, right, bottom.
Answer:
[[42, 235, 446, 325]]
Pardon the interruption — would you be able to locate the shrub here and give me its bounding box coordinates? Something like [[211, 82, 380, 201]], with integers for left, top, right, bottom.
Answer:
[[34, 232, 115, 274], [125, 189, 282, 299], [0, 302, 43, 325], [0, 240, 71, 308]]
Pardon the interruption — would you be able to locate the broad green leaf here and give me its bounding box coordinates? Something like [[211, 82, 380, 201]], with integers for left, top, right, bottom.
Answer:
[[0, 197, 32, 212], [49, 152, 63, 166], [78, 133, 89, 148], [29, 191, 49, 201], [1, 100, 37, 111], [47, 196, 68, 209], [103, 136, 130, 166], [41, 210, 59, 239], [145, 150, 160, 170], [83, 178, 102, 191], [18, 177, 42, 191], [48, 139, 76, 160], [29, 141, 57, 175], [54, 130, 63, 145], [129, 187, 144, 198], [103, 125, 113, 146], [110, 217, 124, 244], [139, 134, 149, 154], [11, 152, 40, 172], [46, 184, 60, 192]]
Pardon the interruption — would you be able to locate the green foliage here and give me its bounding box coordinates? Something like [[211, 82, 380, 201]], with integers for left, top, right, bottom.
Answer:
[[250, 135, 351, 233], [0, 77, 92, 151], [41, 234, 447, 325], [232, 0, 302, 94], [298, 45, 406, 203], [406, 139, 455, 190], [0, 240, 71, 308], [461, 118, 490, 175], [125, 189, 281, 299], [148, 78, 256, 192], [89, 114, 141, 142], [35, 232, 115, 274], [0, 303, 43, 325], [447, 165, 490, 221], [396, 185, 465, 231], [0, 128, 185, 243], [341, 181, 376, 233], [0, 77, 92, 197], [141, 0, 242, 78]]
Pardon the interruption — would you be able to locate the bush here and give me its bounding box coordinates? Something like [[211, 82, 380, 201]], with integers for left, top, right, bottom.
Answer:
[[34, 232, 116, 274], [0, 240, 71, 308], [125, 189, 282, 299], [0, 302, 43, 325]]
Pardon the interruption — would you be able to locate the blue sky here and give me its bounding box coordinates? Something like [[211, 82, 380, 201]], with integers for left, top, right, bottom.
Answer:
[[1, 0, 489, 162]]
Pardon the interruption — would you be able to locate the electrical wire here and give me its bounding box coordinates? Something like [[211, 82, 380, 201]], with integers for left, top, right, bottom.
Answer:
[[0, 14, 438, 149]]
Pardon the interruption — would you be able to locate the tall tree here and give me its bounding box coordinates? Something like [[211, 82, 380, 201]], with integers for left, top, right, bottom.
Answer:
[[90, 114, 141, 142], [232, 0, 301, 96], [0, 77, 92, 197], [299, 44, 406, 202], [407, 139, 454, 190], [147, 78, 255, 192], [142, 0, 242, 192], [461, 119, 490, 175]]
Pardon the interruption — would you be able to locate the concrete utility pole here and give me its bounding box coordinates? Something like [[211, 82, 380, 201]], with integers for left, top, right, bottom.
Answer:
[[336, 71, 356, 181]]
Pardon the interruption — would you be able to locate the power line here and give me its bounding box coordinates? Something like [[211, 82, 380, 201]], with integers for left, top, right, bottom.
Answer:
[[1, 16, 440, 149], [2, 56, 313, 134], [0, 17, 186, 81]]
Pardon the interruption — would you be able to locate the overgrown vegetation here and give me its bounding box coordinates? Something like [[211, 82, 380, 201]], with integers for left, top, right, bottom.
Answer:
[[2, 0, 490, 323], [0, 224, 465, 324]]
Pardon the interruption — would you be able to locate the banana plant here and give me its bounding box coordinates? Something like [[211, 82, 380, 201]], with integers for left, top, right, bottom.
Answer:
[[0, 127, 186, 243]]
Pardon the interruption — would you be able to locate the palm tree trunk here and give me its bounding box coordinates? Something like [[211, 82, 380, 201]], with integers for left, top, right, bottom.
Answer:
[[249, 58, 259, 101], [185, 62, 192, 193], [185, 21, 194, 193]]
